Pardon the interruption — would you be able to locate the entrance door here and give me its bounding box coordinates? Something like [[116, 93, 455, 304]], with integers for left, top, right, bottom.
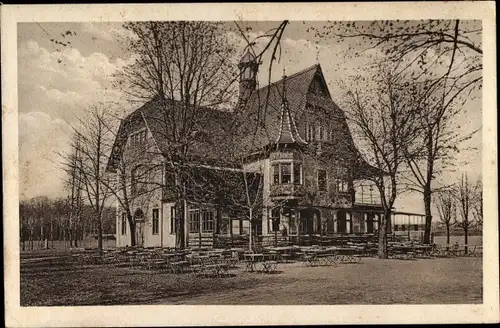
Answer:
[[366, 213, 374, 233], [134, 208, 145, 247], [337, 210, 347, 233]]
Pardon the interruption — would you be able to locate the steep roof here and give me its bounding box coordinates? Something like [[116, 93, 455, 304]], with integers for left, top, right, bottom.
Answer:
[[106, 97, 237, 172], [235, 64, 320, 152], [107, 63, 384, 179]]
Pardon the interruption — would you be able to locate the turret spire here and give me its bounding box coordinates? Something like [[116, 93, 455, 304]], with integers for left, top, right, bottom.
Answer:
[[275, 71, 307, 146]]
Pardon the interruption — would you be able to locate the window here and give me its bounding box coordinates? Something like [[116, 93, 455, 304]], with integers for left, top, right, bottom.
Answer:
[[241, 220, 250, 235], [413, 224, 419, 231], [170, 207, 176, 234], [189, 209, 200, 233], [318, 170, 327, 191], [129, 130, 147, 148], [272, 164, 280, 185], [394, 224, 399, 231], [121, 213, 127, 235], [401, 224, 406, 232], [231, 219, 241, 235], [201, 210, 215, 233], [293, 163, 302, 185], [337, 179, 348, 192], [281, 163, 291, 184], [131, 165, 148, 195], [270, 208, 280, 232], [306, 122, 317, 142], [188, 208, 215, 233], [152, 209, 159, 235]]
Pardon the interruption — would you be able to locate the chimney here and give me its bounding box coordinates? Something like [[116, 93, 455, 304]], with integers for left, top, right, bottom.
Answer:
[[238, 50, 259, 105]]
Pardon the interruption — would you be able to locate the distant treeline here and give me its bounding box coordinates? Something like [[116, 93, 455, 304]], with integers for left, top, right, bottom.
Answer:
[[432, 223, 482, 237], [19, 196, 115, 250]]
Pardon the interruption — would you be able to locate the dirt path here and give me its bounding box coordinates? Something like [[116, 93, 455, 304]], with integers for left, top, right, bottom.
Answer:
[[164, 258, 482, 305]]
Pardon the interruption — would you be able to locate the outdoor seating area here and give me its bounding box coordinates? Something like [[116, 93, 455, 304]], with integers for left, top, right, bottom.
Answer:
[[387, 242, 482, 260], [68, 240, 482, 280]]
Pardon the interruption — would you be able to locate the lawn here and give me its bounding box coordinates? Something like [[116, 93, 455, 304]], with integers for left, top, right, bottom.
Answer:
[[20, 252, 482, 306]]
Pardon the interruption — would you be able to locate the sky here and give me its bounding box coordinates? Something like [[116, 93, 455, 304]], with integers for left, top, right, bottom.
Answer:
[[17, 21, 482, 216]]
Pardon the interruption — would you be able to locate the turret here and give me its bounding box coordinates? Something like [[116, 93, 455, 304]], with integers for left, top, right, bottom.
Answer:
[[238, 50, 259, 105]]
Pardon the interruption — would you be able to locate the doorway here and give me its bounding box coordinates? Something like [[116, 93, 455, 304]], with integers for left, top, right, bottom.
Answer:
[[134, 208, 145, 247]]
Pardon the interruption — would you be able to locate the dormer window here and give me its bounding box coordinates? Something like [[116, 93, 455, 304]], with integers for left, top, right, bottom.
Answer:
[[305, 120, 332, 143], [271, 162, 303, 185], [129, 129, 147, 148]]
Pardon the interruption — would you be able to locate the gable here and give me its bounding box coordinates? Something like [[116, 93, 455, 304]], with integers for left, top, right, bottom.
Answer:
[[308, 74, 328, 97]]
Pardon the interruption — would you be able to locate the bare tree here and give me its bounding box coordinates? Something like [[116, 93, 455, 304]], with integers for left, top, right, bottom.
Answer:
[[313, 20, 482, 244], [455, 173, 475, 253], [115, 21, 241, 248], [343, 68, 421, 258], [471, 178, 483, 228], [63, 133, 85, 247], [435, 189, 456, 244], [65, 106, 112, 252]]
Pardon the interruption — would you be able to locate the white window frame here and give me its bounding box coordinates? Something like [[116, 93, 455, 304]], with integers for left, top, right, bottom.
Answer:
[[271, 161, 303, 185], [152, 208, 159, 235], [121, 212, 127, 235]]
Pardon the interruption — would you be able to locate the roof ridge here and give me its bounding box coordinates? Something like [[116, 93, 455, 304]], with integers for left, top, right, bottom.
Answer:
[[256, 63, 320, 92]]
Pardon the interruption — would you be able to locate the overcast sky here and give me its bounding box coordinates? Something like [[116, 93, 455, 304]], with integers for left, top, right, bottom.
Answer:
[[18, 21, 482, 215]]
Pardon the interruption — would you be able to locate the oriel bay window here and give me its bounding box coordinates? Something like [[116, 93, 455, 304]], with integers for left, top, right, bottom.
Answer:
[[281, 163, 291, 184], [293, 163, 302, 184], [188, 208, 215, 233], [271, 162, 303, 185]]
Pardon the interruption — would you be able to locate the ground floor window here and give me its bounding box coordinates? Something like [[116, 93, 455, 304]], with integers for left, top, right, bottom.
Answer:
[[189, 208, 215, 233], [270, 207, 281, 232], [152, 209, 159, 235], [201, 210, 215, 233], [170, 207, 176, 234], [189, 209, 200, 233], [121, 213, 127, 235]]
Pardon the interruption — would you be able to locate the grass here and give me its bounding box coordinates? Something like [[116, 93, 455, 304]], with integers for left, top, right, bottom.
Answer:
[[20, 252, 482, 306]]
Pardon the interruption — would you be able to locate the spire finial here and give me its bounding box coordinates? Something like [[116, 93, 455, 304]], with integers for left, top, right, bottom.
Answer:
[[282, 66, 287, 102]]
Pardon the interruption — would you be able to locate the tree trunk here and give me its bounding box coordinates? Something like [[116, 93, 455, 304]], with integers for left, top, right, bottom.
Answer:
[[423, 187, 432, 244], [464, 227, 468, 254], [74, 227, 78, 248], [378, 210, 390, 259], [97, 216, 103, 252], [128, 214, 137, 247], [50, 219, 54, 249], [446, 224, 450, 245], [30, 227, 34, 250], [249, 208, 253, 251], [175, 200, 185, 249]]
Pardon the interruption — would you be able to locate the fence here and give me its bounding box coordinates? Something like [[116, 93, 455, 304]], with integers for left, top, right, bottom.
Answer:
[[186, 233, 392, 250]]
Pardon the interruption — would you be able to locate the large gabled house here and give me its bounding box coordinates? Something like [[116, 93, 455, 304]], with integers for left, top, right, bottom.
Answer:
[[107, 50, 388, 248]]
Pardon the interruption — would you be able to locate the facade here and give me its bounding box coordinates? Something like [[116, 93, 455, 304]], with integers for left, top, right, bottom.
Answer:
[[107, 51, 389, 248]]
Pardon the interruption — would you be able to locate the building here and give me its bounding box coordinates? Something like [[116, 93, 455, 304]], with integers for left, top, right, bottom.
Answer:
[[392, 212, 427, 241], [107, 51, 389, 248]]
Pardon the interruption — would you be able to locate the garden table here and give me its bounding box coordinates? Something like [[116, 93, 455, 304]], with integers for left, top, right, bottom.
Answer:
[[243, 253, 264, 272]]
